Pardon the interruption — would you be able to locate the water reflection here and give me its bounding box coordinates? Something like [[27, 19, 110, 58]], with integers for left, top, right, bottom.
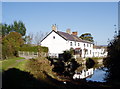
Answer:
[[73, 65, 106, 82], [73, 67, 93, 79], [87, 67, 107, 82]]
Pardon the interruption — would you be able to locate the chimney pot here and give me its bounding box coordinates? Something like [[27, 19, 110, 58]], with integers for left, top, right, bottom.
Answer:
[[52, 24, 57, 31], [72, 32, 78, 36], [66, 29, 71, 34]]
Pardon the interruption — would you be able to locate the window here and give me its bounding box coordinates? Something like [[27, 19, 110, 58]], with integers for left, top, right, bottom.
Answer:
[[53, 36, 55, 39], [75, 42, 76, 46], [70, 42, 72, 46], [90, 50, 91, 54], [87, 44, 88, 47], [87, 51, 88, 55], [84, 44, 85, 47], [78, 43, 80, 46]]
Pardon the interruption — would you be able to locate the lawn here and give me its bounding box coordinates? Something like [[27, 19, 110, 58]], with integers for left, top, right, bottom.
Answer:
[[1, 57, 28, 71]]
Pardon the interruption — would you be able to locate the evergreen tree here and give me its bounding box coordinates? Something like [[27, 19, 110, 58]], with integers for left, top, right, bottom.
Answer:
[[12, 21, 26, 36], [104, 34, 120, 82], [79, 33, 94, 42], [2, 21, 26, 37]]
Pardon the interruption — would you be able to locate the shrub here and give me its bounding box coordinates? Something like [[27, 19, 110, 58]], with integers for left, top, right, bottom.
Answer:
[[26, 58, 54, 80], [86, 58, 95, 68], [52, 60, 65, 74], [19, 44, 48, 53], [62, 50, 72, 62], [52, 50, 79, 76], [2, 32, 24, 59], [19, 44, 39, 52], [40, 46, 48, 53]]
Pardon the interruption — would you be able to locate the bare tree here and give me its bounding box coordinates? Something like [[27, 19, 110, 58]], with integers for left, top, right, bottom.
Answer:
[[24, 33, 33, 44], [33, 31, 48, 45]]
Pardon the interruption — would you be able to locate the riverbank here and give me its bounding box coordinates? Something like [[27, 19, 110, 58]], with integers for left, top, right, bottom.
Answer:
[[76, 57, 104, 65], [2, 57, 120, 89], [1, 57, 27, 71], [2, 67, 120, 89]]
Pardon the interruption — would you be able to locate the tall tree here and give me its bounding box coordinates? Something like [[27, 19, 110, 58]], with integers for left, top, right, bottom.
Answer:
[[104, 34, 120, 82], [79, 33, 94, 42], [2, 21, 26, 37], [2, 32, 24, 59], [12, 21, 26, 36], [24, 33, 33, 44], [33, 31, 48, 45], [2, 23, 12, 37]]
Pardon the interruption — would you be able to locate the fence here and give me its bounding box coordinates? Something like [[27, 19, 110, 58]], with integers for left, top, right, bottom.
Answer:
[[18, 51, 48, 59]]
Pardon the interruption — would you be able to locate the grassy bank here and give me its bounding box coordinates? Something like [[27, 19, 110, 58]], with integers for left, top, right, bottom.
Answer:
[[1, 57, 27, 71]]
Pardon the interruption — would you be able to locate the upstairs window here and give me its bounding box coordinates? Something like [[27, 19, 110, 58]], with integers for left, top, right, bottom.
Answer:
[[53, 36, 55, 39], [84, 44, 85, 47], [90, 50, 91, 54], [70, 42, 72, 46], [75, 42, 76, 46], [78, 43, 80, 46], [87, 44, 88, 47]]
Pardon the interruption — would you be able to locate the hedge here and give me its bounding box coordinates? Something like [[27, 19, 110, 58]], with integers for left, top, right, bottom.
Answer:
[[19, 44, 48, 53]]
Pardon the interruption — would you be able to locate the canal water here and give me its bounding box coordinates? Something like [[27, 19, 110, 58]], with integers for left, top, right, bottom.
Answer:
[[86, 67, 107, 82], [73, 64, 107, 82]]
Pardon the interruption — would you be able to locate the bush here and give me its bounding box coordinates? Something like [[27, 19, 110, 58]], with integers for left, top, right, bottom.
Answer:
[[19, 44, 48, 53], [40, 46, 49, 53], [26, 58, 54, 80], [2, 32, 24, 59], [52, 60, 65, 74], [62, 50, 72, 62], [86, 58, 95, 68], [19, 44, 39, 52], [51, 50, 79, 76]]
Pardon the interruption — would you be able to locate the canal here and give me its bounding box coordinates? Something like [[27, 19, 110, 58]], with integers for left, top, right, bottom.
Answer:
[[73, 64, 107, 82]]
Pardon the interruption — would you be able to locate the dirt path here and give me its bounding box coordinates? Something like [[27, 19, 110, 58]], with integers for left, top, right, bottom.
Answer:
[[7, 58, 28, 69], [16, 59, 28, 62]]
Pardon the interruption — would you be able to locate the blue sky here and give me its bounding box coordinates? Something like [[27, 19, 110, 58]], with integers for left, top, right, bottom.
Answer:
[[2, 2, 118, 45]]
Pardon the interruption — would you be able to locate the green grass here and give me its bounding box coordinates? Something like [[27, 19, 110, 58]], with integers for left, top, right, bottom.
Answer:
[[14, 59, 28, 71], [1, 57, 27, 71]]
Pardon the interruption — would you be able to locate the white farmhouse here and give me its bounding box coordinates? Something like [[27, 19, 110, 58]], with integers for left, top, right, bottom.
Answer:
[[41, 25, 107, 58]]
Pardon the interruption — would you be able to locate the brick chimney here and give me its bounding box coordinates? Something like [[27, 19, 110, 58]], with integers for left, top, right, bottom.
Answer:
[[72, 32, 78, 36], [66, 29, 71, 34]]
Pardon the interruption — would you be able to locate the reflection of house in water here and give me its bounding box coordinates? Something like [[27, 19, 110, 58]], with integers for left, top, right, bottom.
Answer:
[[73, 66, 94, 79]]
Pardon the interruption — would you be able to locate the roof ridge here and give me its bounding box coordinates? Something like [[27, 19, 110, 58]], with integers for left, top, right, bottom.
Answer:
[[57, 31, 93, 44]]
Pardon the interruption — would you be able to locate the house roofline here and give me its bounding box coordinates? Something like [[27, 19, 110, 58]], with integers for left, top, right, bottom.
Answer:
[[41, 30, 94, 44], [40, 30, 67, 43]]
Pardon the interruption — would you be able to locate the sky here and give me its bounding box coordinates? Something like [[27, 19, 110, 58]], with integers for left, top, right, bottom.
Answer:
[[2, 2, 118, 45], [1, 0, 119, 2]]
